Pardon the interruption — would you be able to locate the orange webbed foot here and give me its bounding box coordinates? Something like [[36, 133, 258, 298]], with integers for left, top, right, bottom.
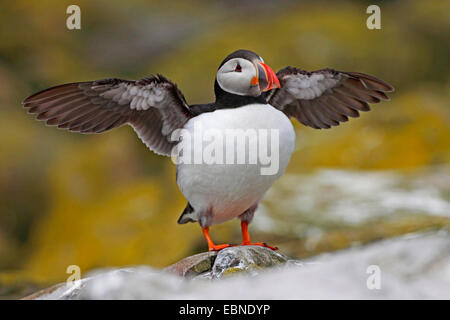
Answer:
[[208, 243, 235, 251], [240, 241, 278, 250], [240, 221, 278, 250], [202, 227, 236, 251]]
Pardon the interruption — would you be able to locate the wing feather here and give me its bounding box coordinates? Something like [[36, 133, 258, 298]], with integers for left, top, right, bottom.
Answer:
[[268, 67, 394, 129], [23, 75, 192, 156]]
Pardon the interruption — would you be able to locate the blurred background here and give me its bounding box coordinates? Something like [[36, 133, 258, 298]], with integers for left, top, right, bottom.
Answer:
[[0, 0, 449, 298]]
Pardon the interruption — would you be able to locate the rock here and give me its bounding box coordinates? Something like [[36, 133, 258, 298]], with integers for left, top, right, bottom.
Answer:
[[23, 232, 450, 299], [163, 251, 217, 277], [210, 246, 289, 278], [24, 245, 291, 299], [164, 246, 289, 279]]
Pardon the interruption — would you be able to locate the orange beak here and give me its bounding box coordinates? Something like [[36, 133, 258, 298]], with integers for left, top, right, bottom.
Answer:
[[255, 61, 280, 92]]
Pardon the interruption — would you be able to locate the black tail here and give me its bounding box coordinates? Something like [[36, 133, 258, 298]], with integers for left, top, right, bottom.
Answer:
[[177, 202, 196, 224]]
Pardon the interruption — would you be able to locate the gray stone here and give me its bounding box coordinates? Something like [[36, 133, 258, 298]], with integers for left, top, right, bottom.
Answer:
[[163, 246, 289, 279], [23, 232, 450, 299], [209, 246, 289, 278], [163, 251, 217, 277]]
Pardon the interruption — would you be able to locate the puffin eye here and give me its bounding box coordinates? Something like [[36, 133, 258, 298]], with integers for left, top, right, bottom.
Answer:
[[234, 64, 242, 72]]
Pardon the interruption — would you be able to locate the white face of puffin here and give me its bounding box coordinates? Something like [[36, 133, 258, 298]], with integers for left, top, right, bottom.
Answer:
[[216, 57, 280, 97], [216, 58, 256, 96]]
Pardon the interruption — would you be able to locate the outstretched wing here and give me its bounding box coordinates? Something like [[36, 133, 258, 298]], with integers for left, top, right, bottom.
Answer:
[[23, 75, 193, 156], [267, 67, 394, 129]]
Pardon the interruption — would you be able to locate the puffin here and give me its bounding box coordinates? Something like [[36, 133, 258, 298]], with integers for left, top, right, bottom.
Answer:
[[23, 49, 394, 251]]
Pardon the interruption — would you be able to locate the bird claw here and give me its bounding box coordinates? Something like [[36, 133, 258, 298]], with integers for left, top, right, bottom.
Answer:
[[240, 242, 278, 250], [208, 243, 236, 251]]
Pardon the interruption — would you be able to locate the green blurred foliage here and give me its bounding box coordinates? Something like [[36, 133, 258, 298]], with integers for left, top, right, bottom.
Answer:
[[0, 0, 449, 296]]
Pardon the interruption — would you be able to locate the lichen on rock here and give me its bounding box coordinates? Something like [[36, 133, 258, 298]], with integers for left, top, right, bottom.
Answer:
[[209, 246, 289, 278], [164, 245, 290, 279]]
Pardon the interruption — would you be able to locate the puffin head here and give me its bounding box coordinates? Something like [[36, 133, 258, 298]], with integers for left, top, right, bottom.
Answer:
[[215, 49, 280, 101]]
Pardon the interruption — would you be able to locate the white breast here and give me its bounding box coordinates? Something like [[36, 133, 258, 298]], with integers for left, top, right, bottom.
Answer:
[[176, 103, 295, 225]]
